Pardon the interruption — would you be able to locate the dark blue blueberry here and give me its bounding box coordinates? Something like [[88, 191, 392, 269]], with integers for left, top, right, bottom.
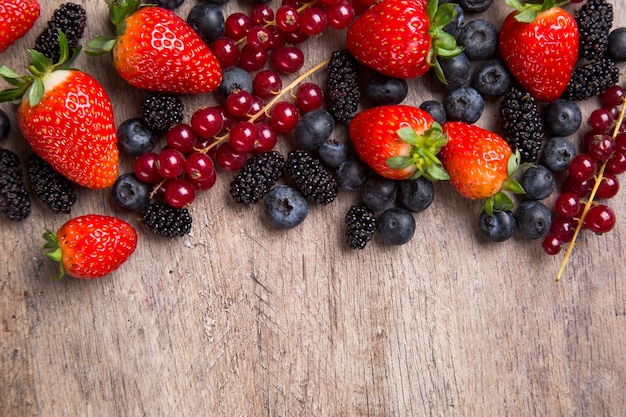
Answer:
[[112, 173, 152, 212], [0, 109, 10, 141], [520, 165, 556, 200], [361, 174, 397, 211], [187, 3, 225, 45], [608, 27, 626, 62], [444, 87, 484, 124], [117, 118, 157, 156], [457, 19, 498, 61], [337, 156, 370, 191], [205, 0, 231, 5], [540, 136, 576, 173], [478, 209, 516, 242], [433, 52, 471, 91], [542, 99, 582, 137], [471, 59, 512, 98], [294, 109, 335, 150], [397, 176, 435, 213], [419, 100, 446, 124], [459, 0, 493, 13], [218, 67, 253, 96], [365, 74, 408, 106], [318, 140, 349, 169], [514, 201, 552, 240], [377, 207, 416, 245], [442, 2, 464, 37], [154, 0, 185, 9], [264, 185, 309, 229]]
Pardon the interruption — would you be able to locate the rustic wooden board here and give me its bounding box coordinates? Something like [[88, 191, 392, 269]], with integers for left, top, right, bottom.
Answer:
[[1, 0, 625, 416]]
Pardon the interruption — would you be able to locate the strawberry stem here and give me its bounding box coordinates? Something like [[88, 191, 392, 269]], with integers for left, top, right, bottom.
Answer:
[[42, 229, 66, 280]]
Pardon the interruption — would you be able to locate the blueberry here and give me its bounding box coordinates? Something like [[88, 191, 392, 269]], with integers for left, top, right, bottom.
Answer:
[[608, 27, 626, 62], [478, 209, 516, 242], [117, 118, 157, 156], [361, 174, 397, 211], [520, 165, 556, 200], [542, 99, 582, 137], [218, 67, 253, 96], [514, 201, 552, 240], [433, 52, 471, 91], [457, 19, 498, 61], [397, 176, 434, 213], [0, 109, 10, 141], [444, 87, 484, 123], [442, 3, 464, 37], [264, 185, 309, 229], [205, 0, 230, 5], [365, 73, 408, 106], [540, 136, 576, 172], [459, 0, 493, 13], [419, 100, 446, 124], [187, 3, 225, 45], [294, 109, 335, 150], [471, 59, 512, 98], [112, 173, 152, 212], [154, 0, 185, 9], [318, 140, 349, 169], [337, 156, 370, 191], [377, 207, 416, 245]]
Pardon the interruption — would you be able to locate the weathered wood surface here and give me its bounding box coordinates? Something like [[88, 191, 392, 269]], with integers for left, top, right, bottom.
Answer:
[[1, 1, 625, 416]]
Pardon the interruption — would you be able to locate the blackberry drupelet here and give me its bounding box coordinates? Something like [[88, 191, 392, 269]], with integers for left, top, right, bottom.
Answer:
[[33, 3, 87, 63], [575, 0, 613, 61], [142, 202, 192, 238], [230, 151, 285, 205], [28, 154, 77, 214], [286, 149, 338, 205], [140, 93, 184, 132], [0, 147, 31, 221], [345, 205, 376, 249], [326, 50, 361, 122], [500, 85, 544, 163], [563, 58, 619, 101]]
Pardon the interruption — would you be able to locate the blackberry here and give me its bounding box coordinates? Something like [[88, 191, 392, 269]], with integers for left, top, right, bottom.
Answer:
[[33, 3, 87, 63], [326, 50, 360, 122], [499, 85, 544, 163], [27, 154, 77, 214], [285, 149, 338, 205], [563, 58, 619, 101], [230, 151, 285, 205], [345, 205, 376, 249], [142, 202, 192, 238], [0, 147, 31, 221], [139, 93, 184, 132], [575, 0, 613, 61]]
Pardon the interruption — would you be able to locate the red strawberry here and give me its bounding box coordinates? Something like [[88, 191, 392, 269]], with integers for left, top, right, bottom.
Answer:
[[348, 105, 449, 181], [0, 0, 40, 53], [346, 0, 461, 80], [86, 0, 222, 95], [43, 214, 138, 280], [0, 33, 119, 189], [499, 0, 579, 102]]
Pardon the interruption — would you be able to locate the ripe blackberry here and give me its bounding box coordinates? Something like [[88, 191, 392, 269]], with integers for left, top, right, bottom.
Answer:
[[563, 58, 619, 101], [499, 85, 544, 163], [0, 147, 31, 221], [142, 202, 192, 238], [140, 93, 184, 132], [230, 151, 285, 205], [345, 205, 376, 249], [27, 154, 77, 214], [575, 0, 613, 61], [286, 149, 338, 205], [33, 3, 87, 63], [326, 50, 361, 123]]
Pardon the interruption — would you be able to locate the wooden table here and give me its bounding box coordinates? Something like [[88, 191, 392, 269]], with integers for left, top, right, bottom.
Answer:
[[2, 0, 625, 415]]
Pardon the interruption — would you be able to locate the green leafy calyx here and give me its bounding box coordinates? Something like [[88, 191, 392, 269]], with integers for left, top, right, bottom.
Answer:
[[426, 0, 464, 83], [85, 0, 143, 55], [504, 0, 568, 23], [42, 229, 65, 280]]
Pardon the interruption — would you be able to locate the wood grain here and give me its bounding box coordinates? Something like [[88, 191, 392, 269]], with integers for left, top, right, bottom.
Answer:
[[2, 0, 625, 416]]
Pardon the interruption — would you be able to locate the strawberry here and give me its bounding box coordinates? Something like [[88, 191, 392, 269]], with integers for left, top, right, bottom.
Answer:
[[346, 0, 462, 80], [86, 0, 222, 95], [0, 32, 119, 189], [43, 214, 138, 280], [499, 0, 579, 102], [348, 105, 449, 181], [439, 121, 524, 213], [0, 0, 40, 53]]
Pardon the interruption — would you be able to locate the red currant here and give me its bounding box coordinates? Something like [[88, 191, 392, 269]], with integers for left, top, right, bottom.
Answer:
[[211, 37, 239, 68], [563, 175, 594, 198], [191, 107, 224, 139], [606, 151, 626, 174], [588, 108, 614, 133], [246, 25, 272, 51], [587, 133, 616, 161], [271, 45, 305, 73], [215, 143, 248, 171], [156, 148, 186, 179], [596, 172, 620, 199], [254, 122, 279, 153], [542, 234, 563, 255], [568, 153, 597, 181], [229, 121, 259, 153], [275, 5, 299, 32], [269, 101, 300, 133], [283, 27, 310, 44], [325, 0, 356, 29], [554, 192, 581, 218], [295, 82, 324, 112], [253, 69, 283, 99], [250, 4, 274, 26], [603, 85, 626, 107], [298, 7, 328, 36], [164, 178, 196, 209], [134, 152, 161, 183], [583, 204, 616, 234], [166, 123, 197, 154], [239, 44, 269, 72], [224, 12, 250, 41], [225, 90, 254, 118], [549, 217, 577, 243], [190, 168, 217, 191], [185, 152, 215, 183]]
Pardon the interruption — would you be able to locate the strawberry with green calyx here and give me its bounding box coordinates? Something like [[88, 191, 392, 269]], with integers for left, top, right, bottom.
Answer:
[[0, 0, 40, 53], [499, 0, 579, 102], [0, 31, 119, 189], [43, 214, 137, 280], [346, 0, 463, 81], [349, 105, 450, 181], [439, 121, 525, 215], [86, 0, 222, 95]]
